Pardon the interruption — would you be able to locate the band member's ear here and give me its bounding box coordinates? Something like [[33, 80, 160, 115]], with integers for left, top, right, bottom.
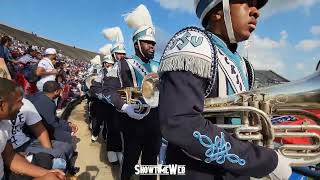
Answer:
[[134, 42, 139, 50], [211, 10, 223, 21]]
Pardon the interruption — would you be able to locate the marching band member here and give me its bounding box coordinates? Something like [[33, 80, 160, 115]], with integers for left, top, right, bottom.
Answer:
[[158, 0, 292, 179], [90, 27, 127, 165], [92, 27, 128, 165], [101, 5, 161, 180], [89, 53, 113, 143], [101, 28, 128, 165], [86, 55, 102, 135]]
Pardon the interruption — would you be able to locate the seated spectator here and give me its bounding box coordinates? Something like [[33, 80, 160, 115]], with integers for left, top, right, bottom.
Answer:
[[9, 97, 74, 163], [0, 36, 20, 78], [0, 77, 65, 180], [36, 48, 58, 91], [28, 81, 78, 144]]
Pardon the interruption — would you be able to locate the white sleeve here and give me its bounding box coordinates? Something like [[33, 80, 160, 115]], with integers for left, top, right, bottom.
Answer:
[[37, 60, 48, 69], [23, 99, 42, 126]]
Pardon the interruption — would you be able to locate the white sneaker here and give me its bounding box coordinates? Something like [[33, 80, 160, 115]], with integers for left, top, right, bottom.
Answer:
[[107, 151, 118, 163], [91, 135, 98, 142]]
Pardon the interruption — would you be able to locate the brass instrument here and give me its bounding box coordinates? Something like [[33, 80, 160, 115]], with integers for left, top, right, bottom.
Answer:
[[84, 73, 98, 91], [204, 71, 320, 166], [141, 71, 320, 167], [117, 73, 159, 114]]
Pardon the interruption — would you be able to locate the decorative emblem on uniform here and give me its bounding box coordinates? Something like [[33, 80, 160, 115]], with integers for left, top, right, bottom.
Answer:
[[159, 27, 216, 80], [146, 27, 154, 37], [193, 131, 246, 166]]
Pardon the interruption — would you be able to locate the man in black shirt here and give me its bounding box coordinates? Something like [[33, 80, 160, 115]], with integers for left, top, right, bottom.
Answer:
[[28, 81, 78, 144]]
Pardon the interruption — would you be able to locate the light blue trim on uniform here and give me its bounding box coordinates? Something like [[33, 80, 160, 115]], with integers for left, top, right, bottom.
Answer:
[[130, 55, 159, 87], [193, 131, 246, 166], [196, 0, 213, 19], [210, 33, 249, 91]]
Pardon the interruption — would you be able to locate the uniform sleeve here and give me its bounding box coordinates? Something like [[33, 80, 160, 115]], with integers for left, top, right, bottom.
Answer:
[[89, 81, 103, 99], [100, 60, 134, 110], [101, 77, 125, 110], [159, 71, 278, 178], [119, 60, 134, 87]]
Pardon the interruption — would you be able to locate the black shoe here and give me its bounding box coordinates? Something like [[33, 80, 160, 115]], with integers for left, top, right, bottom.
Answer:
[[110, 161, 119, 166], [67, 166, 80, 175], [72, 151, 78, 157]]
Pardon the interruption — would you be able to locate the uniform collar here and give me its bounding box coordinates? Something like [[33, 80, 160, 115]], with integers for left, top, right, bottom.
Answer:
[[207, 32, 238, 57]]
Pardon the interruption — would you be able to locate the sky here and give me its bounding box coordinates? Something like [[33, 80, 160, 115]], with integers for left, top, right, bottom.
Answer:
[[1, 0, 320, 80]]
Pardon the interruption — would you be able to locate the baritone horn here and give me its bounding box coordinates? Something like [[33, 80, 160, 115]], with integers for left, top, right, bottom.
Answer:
[[204, 71, 320, 167], [143, 71, 320, 167], [117, 73, 159, 114]]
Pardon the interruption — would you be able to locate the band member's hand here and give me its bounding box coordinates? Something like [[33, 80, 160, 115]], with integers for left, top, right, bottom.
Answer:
[[121, 104, 145, 120], [268, 151, 292, 180]]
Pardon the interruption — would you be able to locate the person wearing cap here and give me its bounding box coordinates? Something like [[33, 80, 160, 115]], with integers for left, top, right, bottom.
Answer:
[[90, 41, 126, 164], [36, 48, 58, 91], [18, 46, 40, 65], [158, 0, 292, 180], [102, 55, 115, 78], [0, 36, 21, 79], [100, 5, 161, 180], [17, 46, 40, 94]]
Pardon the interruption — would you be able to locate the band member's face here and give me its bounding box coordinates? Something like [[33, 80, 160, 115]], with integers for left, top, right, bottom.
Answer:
[[139, 40, 156, 60], [105, 63, 113, 68], [1, 92, 23, 120], [114, 53, 126, 61], [230, 0, 260, 41]]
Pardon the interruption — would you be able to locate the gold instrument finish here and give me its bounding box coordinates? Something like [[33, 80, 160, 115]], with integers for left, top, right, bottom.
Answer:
[[117, 73, 160, 114], [204, 71, 320, 167], [84, 74, 98, 90]]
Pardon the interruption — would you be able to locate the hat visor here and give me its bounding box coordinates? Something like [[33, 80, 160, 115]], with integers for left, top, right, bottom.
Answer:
[[113, 50, 126, 54], [257, 0, 268, 9], [135, 36, 156, 43]]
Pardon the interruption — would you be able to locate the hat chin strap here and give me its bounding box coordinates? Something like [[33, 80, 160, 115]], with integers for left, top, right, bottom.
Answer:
[[113, 53, 119, 61], [138, 41, 146, 59], [223, 0, 237, 43]]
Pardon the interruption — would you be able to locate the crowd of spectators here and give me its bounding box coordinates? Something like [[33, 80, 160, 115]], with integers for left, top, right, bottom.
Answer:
[[0, 34, 89, 108], [0, 33, 93, 179]]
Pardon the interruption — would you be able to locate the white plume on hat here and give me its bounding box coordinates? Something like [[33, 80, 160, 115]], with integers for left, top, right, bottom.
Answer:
[[98, 44, 112, 56], [102, 27, 124, 44], [102, 27, 126, 54], [124, 4, 154, 31], [90, 55, 101, 65]]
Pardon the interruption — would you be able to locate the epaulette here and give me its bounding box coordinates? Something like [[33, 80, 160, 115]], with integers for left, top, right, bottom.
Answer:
[[159, 27, 215, 79]]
